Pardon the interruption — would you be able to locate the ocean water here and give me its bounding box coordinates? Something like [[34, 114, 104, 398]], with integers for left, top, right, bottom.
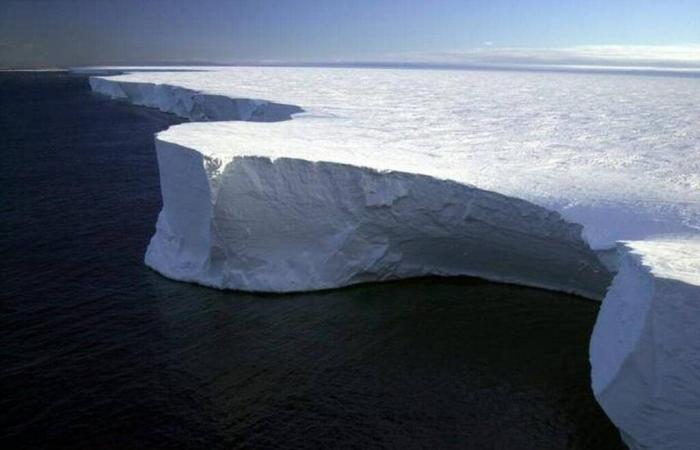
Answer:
[[0, 72, 623, 449]]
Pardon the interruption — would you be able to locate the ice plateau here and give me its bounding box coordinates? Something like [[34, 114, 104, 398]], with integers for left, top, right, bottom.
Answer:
[[88, 66, 699, 449]]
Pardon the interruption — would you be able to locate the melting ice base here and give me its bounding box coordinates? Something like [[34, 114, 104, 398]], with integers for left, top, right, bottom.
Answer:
[[89, 67, 699, 449]]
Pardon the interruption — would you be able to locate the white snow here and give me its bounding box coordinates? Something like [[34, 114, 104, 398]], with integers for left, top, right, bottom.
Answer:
[[89, 66, 700, 449]]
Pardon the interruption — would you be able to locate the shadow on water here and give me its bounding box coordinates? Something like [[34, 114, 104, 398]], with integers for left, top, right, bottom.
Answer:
[[0, 72, 623, 449]]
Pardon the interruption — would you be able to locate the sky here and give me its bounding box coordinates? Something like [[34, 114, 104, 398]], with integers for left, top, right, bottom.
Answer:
[[1, 0, 699, 68]]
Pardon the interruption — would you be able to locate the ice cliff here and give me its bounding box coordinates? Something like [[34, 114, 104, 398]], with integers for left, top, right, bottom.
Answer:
[[148, 140, 609, 297], [89, 76, 302, 122], [591, 238, 700, 449], [89, 68, 700, 449]]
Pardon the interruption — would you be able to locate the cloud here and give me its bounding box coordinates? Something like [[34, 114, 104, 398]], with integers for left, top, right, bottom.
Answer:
[[379, 45, 700, 69]]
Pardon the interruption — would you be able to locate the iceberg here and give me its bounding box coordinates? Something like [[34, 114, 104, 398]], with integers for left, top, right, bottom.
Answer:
[[88, 67, 700, 449]]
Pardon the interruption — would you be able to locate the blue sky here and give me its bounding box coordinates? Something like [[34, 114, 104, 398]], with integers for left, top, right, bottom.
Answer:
[[1, 0, 699, 68]]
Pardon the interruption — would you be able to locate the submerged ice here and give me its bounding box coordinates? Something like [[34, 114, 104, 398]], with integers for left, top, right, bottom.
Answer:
[[89, 67, 700, 449]]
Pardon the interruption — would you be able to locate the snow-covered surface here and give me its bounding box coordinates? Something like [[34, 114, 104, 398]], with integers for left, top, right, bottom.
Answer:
[[89, 66, 700, 449], [90, 67, 700, 250]]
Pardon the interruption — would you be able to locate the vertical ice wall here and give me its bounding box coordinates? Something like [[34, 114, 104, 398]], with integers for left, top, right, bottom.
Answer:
[[591, 239, 700, 449], [145, 139, 612, 297]]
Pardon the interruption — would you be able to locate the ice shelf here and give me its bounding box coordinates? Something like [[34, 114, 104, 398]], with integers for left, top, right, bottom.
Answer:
[[89, 67, 699, 449]]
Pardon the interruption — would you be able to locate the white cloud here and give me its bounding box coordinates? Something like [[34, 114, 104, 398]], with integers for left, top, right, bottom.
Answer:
[[379, 45, 700, 69]]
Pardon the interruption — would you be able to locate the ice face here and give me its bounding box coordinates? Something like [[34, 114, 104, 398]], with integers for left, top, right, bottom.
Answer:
[[145, 138, 611, 297], [590, 238, 700, 450], [89, 66, 700, 449]]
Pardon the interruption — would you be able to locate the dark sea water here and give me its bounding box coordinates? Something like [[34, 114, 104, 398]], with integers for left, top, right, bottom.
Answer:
[[0, 72, 623, 449]]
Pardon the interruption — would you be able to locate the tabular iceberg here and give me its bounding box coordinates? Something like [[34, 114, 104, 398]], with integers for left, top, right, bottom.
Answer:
[[88, 67, 700, 449]]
